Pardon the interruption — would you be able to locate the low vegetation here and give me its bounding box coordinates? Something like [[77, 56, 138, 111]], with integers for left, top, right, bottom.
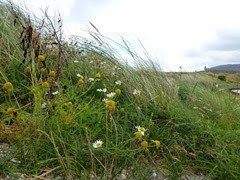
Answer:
[[0, 1, 240, 179]]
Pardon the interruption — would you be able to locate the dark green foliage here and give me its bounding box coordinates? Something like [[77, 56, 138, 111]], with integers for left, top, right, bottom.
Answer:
[[218, 75, 226, 81]]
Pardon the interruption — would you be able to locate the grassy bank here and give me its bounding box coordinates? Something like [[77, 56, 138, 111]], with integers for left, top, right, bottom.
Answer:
[[0, 1, 240, 179]]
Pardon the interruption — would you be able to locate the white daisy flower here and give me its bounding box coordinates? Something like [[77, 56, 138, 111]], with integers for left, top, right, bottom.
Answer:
[[52, 91, 59, 95], [74, 60, 79, 63], [102, 98, 109, 103], [77, 74, 84, 79], [133, 89, 141, 95], [93, 140, 103, 148], [135, 126, 147, 135], [90, 61, 94, 64], [115, 80, 122, 85], [106, 92, 116, 98], [88, 78, 95, 82], [97, 88, 107, 93]]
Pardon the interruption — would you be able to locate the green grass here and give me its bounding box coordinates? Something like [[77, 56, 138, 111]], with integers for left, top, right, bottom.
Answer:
[[0, 1, 240, 179]]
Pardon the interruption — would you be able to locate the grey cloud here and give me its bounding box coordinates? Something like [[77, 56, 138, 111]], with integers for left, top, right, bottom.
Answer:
[[205, 29, 240, 51], [206, 50, 240, 63], [185, 29, 240, 69], [185, 50, 240, 67]]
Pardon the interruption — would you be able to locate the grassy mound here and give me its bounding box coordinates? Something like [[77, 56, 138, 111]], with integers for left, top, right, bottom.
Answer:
[[0, 1, 240, 179]]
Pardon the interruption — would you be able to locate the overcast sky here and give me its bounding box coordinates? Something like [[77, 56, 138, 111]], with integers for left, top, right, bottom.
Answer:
[[12, 0, 240, 71]]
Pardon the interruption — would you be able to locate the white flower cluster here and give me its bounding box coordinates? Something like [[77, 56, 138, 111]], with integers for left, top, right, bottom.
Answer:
[[106, 92, 116, 98], [133, 89, 141, 95], [97, 88, 107, 93]]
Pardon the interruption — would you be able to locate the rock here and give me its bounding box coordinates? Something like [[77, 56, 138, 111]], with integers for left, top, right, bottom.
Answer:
[[181, 174, 210, 180], [149, 170, 167, 180], [230, 89, 240, 95]]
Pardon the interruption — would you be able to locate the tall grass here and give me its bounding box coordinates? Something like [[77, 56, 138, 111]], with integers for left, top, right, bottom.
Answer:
[[0, 1, 240, 179]]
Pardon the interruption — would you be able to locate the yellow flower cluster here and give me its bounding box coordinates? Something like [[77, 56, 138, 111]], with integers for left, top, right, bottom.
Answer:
[[95, 73, 101, 78], [42, 82, 49, 88], [106, 99, 116, 113], [25, 66, 31, 74], [38, 55, 45, 62], [115, 89, 121, 95], [7, 108, 15, 115], [134, 125, 161, 149], [4, 82, 13, 91], [49, 70, 56, 77], [141, 141, 148, 149], [78, 79, 84, 85], [67, 102, 73, 106]]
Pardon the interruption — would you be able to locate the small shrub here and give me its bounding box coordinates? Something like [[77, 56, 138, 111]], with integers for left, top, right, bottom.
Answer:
[[218, 75, 226, 81]]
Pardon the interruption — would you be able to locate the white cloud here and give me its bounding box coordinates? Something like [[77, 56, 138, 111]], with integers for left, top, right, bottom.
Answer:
[[88, 0, 240, 71], [12, 0, 74, 17], [11, 0, 240, 71]]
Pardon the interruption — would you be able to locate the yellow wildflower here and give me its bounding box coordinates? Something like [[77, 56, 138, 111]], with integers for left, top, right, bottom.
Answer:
[[4, 82, 13, 91], [115, 89, 121, 95], [134, 131, 142, 139], [25, 66, 31, 74], [106, 100, 116, 107], [154, 140, 161, 148], [38, 55, 45, 62], [7, 108, 15, 115], [108, 106, 115, 113], [67, 102, 73, 106], [135, 126, 147, 135], [120, 108, 125, 112], [141, 140, 148, 149], [95, 73, 101, 78], [49, 71, 56, 77], [78, 79, 84, 85], [42, 82, 49, 88]]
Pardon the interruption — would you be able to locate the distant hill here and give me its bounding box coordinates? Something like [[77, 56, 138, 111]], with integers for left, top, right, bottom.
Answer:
[[205, 64, 240, 72]]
